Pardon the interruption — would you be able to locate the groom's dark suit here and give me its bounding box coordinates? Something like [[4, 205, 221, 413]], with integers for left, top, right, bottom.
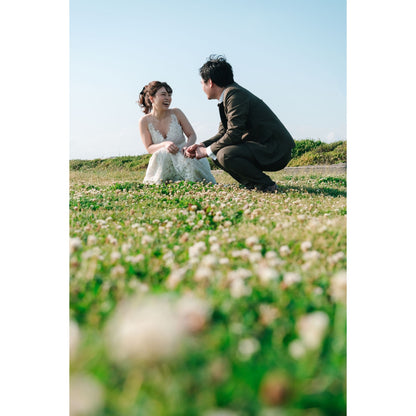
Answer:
[[202, 83, 295, 189]]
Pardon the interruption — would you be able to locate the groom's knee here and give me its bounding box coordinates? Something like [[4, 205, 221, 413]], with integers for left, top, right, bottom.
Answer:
[[215, 148, 226, 167], [216, 148, 234, 168]]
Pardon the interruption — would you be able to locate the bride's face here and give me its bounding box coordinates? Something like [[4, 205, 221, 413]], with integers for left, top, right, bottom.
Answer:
[[150, 87, 172, 110]]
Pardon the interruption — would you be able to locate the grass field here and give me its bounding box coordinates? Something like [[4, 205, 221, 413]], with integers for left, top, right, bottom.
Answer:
[[70, 166, 346, 416]]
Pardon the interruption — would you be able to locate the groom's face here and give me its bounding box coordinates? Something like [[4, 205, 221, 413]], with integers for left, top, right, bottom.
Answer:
[[201, 79, 215, 100]]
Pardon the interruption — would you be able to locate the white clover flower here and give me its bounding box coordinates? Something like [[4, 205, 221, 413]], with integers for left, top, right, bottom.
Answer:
[[257, 265, 279, 284], [230, 279, 252, 298], [219, 258, 230, 265], [105, 295, 185, 364], [166, 267, 187, 289], [300, 241, 312, 252], [208, 236, 218, 244], [318, 225, 328, 233], [70, 237, 82, 254], [194, 266, 212, 282], [176, 294, 211, 333], [70, 320, 81, 360], [141, 235, 153, 245], [202, 410, 240, 416], [121, 242, 132, 254], [302, 250, 321, 261], [259, 304, 280, 325], [313, 286, 324, 296], [111, 265, 125, 278], [265, 251, 278, 259], [238, 337, 260, 359], [231, 248, 251, 259], [210, 243, 221, 253], [86, 235, 97, 246], [213, 211, 224, 222], [125, 254, 144, 264], [245, 236, 259, 247], [128, 280, 149, 293], [70, 374, 104, 416], [81, 247, 102, 260], [189, 241, 207, 260], [297, 311, 330, 349], [327, 251, 345, 265], [249, 252, 262, 263], [279, 245, 291, 257], [110, 251, 121, 263], [227, 268, 251, 282], [252, 244, 262, 252], [288, 339, 307, 359], [283, 272, 302, 286], [132, 224, 146, 233], [201, 254, 218, 267], [105, 234, 117, 245], [329, 270, 347, 303], [163, 250, 175, 266]]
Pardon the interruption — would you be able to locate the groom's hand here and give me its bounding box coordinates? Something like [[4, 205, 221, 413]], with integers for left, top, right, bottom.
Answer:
[[184, 144, 198, 158], [195, 146, 208, 159]]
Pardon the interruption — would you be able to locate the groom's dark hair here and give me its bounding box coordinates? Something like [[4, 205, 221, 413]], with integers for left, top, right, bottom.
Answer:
[[199, 55, 234, 87]]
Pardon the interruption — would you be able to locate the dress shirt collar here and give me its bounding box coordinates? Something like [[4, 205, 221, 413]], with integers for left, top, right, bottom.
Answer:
[[218, 90, 225, 104]]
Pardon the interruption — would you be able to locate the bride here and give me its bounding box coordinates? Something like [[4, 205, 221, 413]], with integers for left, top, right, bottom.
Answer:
[[138, 81, 216, 185]]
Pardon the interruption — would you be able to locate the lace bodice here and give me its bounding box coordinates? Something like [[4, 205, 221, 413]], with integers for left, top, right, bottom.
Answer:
[[148, 113, 186, 146]]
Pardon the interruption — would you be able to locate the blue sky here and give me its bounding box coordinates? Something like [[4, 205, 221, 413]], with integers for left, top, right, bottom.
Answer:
[[70, 0, 346, 159]]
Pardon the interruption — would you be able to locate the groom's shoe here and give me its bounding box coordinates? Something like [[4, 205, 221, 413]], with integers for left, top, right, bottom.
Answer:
[[244, 183, 256, 190], [262, 183, 279, 193]]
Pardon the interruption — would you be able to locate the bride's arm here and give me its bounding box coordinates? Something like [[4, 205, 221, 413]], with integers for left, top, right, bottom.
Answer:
[[139, 117, 178, 154], [174, 108, 197, 146]]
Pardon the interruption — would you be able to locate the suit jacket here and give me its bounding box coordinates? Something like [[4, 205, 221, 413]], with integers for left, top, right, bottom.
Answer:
[[202, 83, 295, 166]]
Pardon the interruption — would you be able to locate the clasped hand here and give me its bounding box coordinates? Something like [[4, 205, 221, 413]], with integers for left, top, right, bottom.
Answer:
[[164, 141, 179, 154], [183, 144, 207, 159]]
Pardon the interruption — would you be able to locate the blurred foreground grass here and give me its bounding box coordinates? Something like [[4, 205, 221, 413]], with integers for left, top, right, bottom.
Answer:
[[70, 165, 346, 416]]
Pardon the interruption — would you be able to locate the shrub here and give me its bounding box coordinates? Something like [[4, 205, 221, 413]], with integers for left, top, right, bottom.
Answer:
[[291, 139, 323, 159], [289, 140, 346, 167]]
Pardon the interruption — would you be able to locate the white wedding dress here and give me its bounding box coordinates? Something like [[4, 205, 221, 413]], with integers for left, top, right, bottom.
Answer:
[[143, 113, 216, 185]]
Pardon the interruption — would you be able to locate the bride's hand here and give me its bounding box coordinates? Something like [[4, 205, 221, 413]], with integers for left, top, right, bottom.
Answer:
[[164, 141, 179, 154]]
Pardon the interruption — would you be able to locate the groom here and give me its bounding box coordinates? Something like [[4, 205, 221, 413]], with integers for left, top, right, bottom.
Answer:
[[185, 55, 295, 193]]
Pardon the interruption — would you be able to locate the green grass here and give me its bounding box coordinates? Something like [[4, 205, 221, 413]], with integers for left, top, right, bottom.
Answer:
[[70, 165, 346, 416]]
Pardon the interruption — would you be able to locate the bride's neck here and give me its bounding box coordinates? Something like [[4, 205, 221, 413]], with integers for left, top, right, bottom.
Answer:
[[151, 108, 168, 120]]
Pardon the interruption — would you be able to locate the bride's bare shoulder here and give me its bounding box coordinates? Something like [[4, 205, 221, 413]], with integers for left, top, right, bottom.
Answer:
[[171, 108, 187, 121], [139, 113, 152, 126]]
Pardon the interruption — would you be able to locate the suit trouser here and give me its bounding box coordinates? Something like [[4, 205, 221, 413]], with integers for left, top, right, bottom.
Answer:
[[213, 143, 292, 188]]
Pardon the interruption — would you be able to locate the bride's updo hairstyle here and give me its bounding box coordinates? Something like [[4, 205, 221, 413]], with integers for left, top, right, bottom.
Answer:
[[138, 81, 173, 114]]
